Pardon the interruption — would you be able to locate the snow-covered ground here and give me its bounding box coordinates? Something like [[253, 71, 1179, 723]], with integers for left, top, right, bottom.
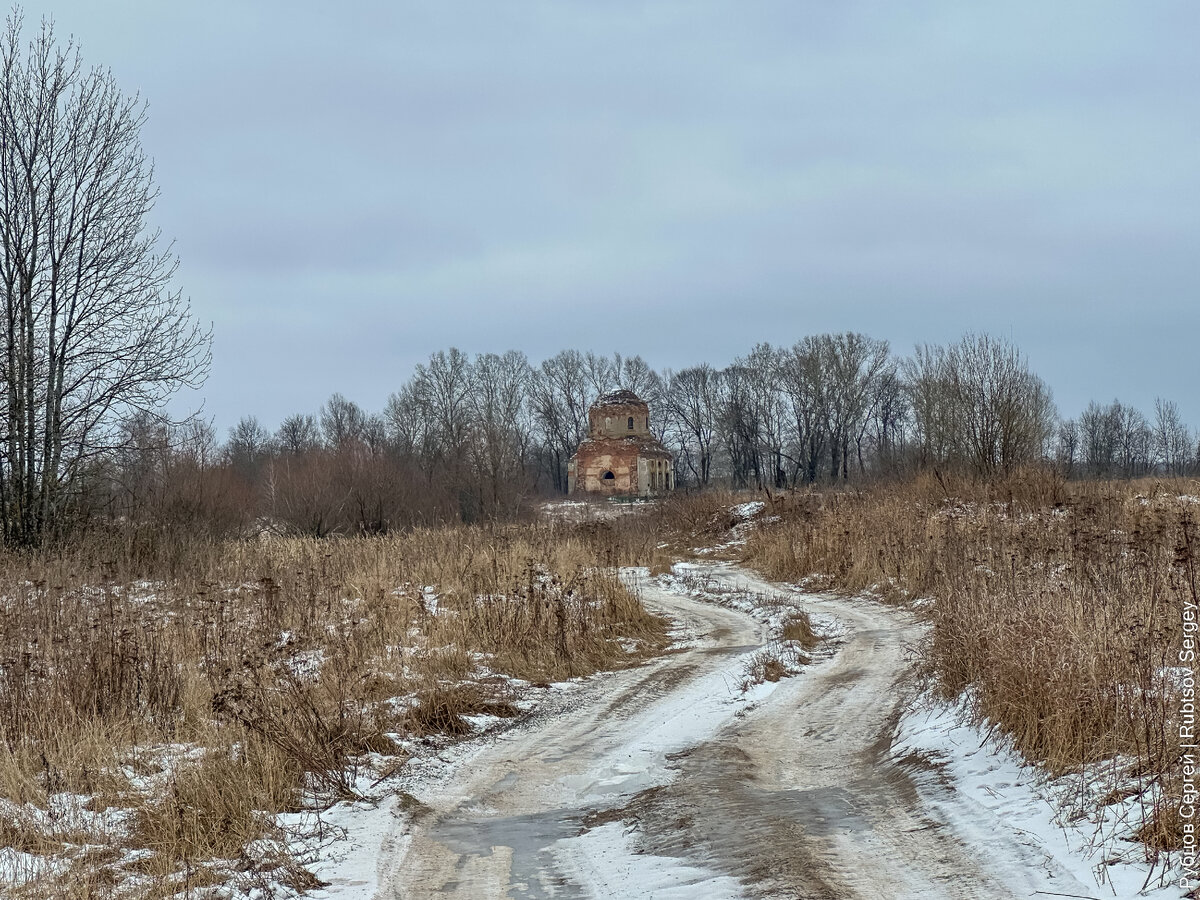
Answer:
[[896, 700, 1184, 898]]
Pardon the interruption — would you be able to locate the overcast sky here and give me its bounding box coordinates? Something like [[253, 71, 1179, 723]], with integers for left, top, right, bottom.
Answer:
[[17, 1, 1200, 432]]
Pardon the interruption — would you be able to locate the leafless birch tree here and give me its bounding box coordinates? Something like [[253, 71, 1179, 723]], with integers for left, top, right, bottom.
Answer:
[[0, 15, 210, 544]]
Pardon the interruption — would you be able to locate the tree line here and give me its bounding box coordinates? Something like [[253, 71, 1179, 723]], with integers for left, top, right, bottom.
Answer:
[[79, 332, 1197, 539]]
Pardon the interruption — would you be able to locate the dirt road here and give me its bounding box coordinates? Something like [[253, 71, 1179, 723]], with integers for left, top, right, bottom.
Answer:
[[372, 565, 1100, 899]]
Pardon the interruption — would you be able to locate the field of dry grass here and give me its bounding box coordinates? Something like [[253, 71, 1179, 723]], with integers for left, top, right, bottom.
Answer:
[[6, 476, 1192, 894], [0, 515, 674, 897], [744, 470, 1200, 854]]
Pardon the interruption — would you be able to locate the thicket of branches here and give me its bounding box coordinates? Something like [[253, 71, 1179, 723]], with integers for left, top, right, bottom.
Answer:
[[81, 332, 1198, 539]]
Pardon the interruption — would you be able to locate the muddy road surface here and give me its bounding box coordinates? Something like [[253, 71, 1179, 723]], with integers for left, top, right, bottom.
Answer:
[[373, 565, 1099, 899]]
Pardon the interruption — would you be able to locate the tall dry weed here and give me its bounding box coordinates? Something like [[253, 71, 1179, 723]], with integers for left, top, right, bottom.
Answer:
[[746, 473, 1200, 849]]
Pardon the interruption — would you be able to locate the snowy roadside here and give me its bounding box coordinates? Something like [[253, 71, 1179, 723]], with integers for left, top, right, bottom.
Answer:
[[895, 698, 1187, 898]]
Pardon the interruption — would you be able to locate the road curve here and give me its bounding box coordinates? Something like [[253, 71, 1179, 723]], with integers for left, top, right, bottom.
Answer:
[[373, 564, 1097, 899]]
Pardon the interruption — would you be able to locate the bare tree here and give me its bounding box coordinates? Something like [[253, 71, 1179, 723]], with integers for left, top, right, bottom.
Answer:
[[1153, 398, 1191, 476], [583, 351, 619, 398], [226, 415, 272, 479], [666, 365, 720, 486], [616, 353, 660, 396], [319, 393, 366, 450], [360, 413, 389, 457], [1079, 401, 1117, 477], [1115, 403, 1152, 478], [410, 348, 474, 467], [469, 350, 533, 514], [530, 350, 590, 492], [866, 366, 908, 476], [905, 334, 1053, 476], [275, 413, 320, 455], [904, 343, 956, 469], [383, 384, 430, 460], [716, 361, 768, 489], [265, 451, 348, 537], [108, 410, 171, 519], [781, 338, 830, 484], [1080, 400, 1156, 478], [0, 15, 210, 544], [1055, 419, 1080, 477], [741, 344, 791, 488], [820, 333, 891, 479], [621, 355, 668, 442]]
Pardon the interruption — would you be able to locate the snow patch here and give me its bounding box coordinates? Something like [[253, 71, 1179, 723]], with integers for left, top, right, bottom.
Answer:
[[730, 501, 765, 520], [895, 699, 1186, 898]]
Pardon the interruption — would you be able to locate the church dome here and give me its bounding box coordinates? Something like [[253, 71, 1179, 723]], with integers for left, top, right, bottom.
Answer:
[[593, 390, 647, 408]]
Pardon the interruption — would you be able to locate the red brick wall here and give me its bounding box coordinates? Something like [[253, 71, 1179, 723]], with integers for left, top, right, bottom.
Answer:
[[573, 443, 641, 494]]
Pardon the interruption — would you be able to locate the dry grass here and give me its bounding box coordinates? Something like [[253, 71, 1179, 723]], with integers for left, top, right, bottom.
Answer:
[[131, 740, 297, 867], [745, 470, 1200, 851], [745, 650, 790, 685], [781, 612, 820, 650], [0, 515, 674, 895], [404, 682, 521, 737]]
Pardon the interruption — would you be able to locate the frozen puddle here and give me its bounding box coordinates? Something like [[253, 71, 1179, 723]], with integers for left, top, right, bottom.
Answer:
[[555, 822, 743, 899]]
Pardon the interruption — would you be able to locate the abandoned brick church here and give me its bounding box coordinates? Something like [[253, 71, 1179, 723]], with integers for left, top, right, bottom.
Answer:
[[568, 390, 674, 497]]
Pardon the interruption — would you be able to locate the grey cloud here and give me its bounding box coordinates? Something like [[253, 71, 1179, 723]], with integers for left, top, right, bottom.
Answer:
[[15, 0, 1200, 433]]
